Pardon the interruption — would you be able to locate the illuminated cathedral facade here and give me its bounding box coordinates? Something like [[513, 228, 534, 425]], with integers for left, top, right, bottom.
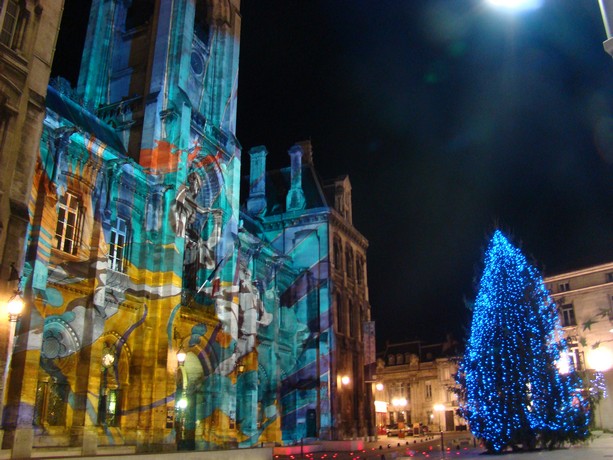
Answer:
[[1, 0, 373, 456]]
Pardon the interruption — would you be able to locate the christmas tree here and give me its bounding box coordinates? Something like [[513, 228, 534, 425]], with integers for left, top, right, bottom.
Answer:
[[458, 230, 590, 452]]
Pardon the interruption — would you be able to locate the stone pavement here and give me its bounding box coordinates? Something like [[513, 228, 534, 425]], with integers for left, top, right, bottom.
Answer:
[[0, 433, 608, 460], [272, 432, 613, 460]]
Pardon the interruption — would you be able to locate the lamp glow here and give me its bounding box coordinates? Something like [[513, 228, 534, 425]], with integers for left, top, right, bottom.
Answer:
[[587, 346, 613, 372], [434, 403, 445, 412], [375, 383, 384, 391], [392, 397, 407, 408], [177, 398, 188, 409], [341, 375, 351, 386], [176, 347, 187, 365], [486, 0, 542, 11], [557, 352, 571, 375], [6, 293, 24, 319]]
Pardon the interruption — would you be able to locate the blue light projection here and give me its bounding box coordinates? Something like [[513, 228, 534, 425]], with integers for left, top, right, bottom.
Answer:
[[459, 230, 590, 452]]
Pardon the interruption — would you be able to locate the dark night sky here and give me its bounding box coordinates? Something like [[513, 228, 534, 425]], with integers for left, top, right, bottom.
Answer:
[[55, 1, 613, 347]]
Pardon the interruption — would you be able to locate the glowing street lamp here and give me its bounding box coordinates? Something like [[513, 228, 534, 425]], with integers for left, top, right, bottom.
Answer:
[[587, 346, 613, 372], [485, 0, 543, 11], [599, 0, 613, 57], [433, 404, 445, 432], [1, 290, 25, 423], [375, 383, 384, 392], [341, 375, 351, 386], [176, 346, 187, 366]]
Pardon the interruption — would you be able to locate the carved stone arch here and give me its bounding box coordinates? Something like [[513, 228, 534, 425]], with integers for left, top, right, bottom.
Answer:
[[189, 158, 223, 209]]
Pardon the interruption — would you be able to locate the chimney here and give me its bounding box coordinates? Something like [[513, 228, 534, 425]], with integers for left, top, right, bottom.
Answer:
[[246, 146, 268, 215], [286, 143, 306, 211], [295, 139, 313, 166]]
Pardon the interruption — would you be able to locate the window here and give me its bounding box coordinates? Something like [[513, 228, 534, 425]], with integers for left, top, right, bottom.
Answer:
[[108, 217, 128, 272], [356, 258, 363, 285], [125, 0, 154, 30], [348, 300, 354, 336], [345, 245, 353, 279], [0, 0, 23, 49], [55, 192, 81, 255], [336, 294, 344, 334], [194, 0, 211, 46], [425, 382, 433, 400], [333, 237, 342, 270], [560, 303, 576, 327], [606, 272, 613, 283], [559, 282, 570, 292]]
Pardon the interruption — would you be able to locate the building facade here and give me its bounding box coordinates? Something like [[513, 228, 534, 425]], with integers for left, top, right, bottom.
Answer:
[[2, 0, 374, 456], [544, 262, 613, 431], [243, 141, 373, 442], [374, 339, 464, 434], [0, 0, 64, 445]]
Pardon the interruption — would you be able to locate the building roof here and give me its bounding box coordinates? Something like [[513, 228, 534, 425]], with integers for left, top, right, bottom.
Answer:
[[46, 84, 126, 155]]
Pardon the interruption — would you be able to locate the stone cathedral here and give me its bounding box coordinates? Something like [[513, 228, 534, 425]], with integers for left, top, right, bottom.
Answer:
[[1, 0, 373, 455]]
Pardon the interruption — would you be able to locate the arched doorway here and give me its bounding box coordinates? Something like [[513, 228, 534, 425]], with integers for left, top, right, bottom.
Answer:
[[176, 352, 204, 450]]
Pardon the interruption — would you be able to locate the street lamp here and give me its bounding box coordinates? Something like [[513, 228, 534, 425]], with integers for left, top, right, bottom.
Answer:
[[176, 346, 187, 366], [434, 403, 446, 452], [587, 346, 613, 372], [341, 375, 351, 386], [1, 290, 24, 423], [375, 383, 384, 392], [485, 0, 543, 11], [599, 0, 613, 57], [433, 403, 445, 432]]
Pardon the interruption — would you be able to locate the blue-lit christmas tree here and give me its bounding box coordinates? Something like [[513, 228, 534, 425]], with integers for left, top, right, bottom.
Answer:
[[458, 230, 590, 453]]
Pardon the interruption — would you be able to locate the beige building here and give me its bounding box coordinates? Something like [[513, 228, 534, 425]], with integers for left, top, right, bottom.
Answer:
[[545, 262, 613, 431], [0, 0, 64, 444], [374, 338, 465, 434]]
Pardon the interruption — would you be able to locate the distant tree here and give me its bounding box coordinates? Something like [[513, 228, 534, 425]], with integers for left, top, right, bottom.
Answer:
[[457, 230, 590, 453]]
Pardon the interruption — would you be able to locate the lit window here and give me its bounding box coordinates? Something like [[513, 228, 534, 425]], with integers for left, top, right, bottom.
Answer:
[[0, 0, 23, 49], [55, 192, 81, 255], [560, 304, 576, 327], [108, 217, 128, 272]]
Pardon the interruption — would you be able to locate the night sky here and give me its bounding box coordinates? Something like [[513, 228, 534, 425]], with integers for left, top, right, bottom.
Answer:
[[54, 1, 613, 347]]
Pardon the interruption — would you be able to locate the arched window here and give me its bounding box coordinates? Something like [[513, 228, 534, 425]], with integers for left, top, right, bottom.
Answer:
[[345, 245, 353, 279], [356, 257, 364, 285], [336, 293, 343, 334], [333, 237, 342, 270]]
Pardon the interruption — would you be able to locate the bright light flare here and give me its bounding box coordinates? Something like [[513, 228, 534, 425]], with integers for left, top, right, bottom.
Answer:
[[177, 398, 188, 409], [486, 0, 543, 11], [557, 351, 571, 375], [587, 346, 613, 372]]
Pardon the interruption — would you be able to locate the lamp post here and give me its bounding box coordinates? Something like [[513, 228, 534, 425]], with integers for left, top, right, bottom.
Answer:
[[599, 0, 613, 57], [1, 291, 24, 423], [434, 403, 445, 452]]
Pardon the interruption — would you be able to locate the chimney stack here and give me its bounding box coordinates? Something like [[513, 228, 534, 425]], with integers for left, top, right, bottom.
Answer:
[[286, 143, 306, 211]]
